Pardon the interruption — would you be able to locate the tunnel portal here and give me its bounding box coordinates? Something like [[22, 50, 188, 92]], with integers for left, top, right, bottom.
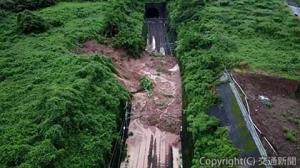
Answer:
[[145, 3, 166, 18], [145, 7, 160, 18], [145, 2, 173, 56]]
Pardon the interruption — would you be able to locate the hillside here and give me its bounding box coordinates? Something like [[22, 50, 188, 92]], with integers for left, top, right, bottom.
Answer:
[[168, 0, 300, 167], [0, 1, 133, 167]]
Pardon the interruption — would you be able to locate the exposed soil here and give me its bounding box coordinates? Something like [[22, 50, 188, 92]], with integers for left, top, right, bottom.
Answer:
[[76, 40, 182, 168], [233, 72, 300, 161]]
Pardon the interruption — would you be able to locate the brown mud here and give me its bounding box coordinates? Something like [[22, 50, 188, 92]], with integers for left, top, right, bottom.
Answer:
[[76, 40, 182, 168]]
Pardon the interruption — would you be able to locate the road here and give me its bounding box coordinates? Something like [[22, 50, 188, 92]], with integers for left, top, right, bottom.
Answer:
[[287, 0, 300, 16], [145, 18, 172, 56], [119, 55, 182, 168]]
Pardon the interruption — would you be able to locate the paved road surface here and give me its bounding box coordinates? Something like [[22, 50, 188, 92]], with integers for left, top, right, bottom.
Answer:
[[287, 0, 300, 16], [145, 18, 172, 56]]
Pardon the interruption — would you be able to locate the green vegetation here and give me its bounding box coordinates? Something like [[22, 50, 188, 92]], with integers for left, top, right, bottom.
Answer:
[[0, 1, 144, 167], [168, 1, 239, 167], [283, 128, 297, 142], [231, 98, 257, 152], [0, 0, 56, 12], [139, 76, 153, 92], [17, 10, 49, 34], [1, 0, 300, 167], [168, 0, 300, 167], [170, 0, 300, 80], [100, 0, 145, 57]]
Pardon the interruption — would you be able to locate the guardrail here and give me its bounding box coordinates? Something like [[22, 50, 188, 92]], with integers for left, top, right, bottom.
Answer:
[[109, 102, 131, 168]]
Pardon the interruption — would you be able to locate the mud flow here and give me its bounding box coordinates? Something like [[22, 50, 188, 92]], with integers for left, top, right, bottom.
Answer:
[[122, 54, 182, 168], [76, 40, 182, 168]]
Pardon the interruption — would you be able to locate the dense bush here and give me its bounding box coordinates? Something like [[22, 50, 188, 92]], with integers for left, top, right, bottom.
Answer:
[[0, 0, 56, 12], [169, 3, 240, 166], [0, 2, 129, 167], [0, 9, 6, 18], [17, 10, 49, 34], [139, 76, 153, 92], [169, 0, 300, 167], [101, 0, 145, 57]]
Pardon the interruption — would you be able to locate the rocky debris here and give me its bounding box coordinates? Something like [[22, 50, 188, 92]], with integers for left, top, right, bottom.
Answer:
[[76, 40, 182, 168], [258, 95, 272, 108]]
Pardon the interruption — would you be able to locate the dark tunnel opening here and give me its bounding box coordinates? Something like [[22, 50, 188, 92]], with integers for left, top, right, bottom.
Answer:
[[145, 3, 166, 19], [145, 7, 160, 18]]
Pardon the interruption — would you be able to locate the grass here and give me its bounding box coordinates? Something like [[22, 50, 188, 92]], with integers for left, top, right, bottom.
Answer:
[[205, 1, 300, 80], [231, 98, 257, 152], [283, 128, 297, 142], [294, 0, 300, 5], [0, 2, 133, 167]]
